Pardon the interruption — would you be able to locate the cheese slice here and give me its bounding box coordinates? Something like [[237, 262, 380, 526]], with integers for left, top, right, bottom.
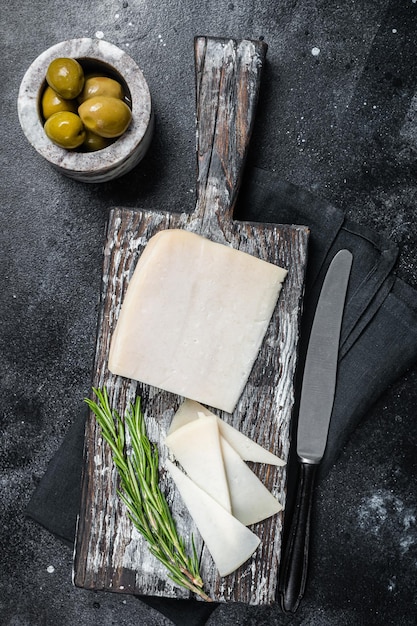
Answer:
[[215, 415, 286, 467], [108, 229, 287, 413], [168, 399, 285, 466], [164, 415, 231, 512], [220, 438, 283, 526], [166, 459, 260, 577]]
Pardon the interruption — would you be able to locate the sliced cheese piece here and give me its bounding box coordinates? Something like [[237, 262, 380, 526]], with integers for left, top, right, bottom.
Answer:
[[166, 459, 260, 577], [169, 399, 285, 466], [220, 438, 283, 526], [108, 229, 287, 413], [216, 415, 286, 467], [164, 415, 231, 512]]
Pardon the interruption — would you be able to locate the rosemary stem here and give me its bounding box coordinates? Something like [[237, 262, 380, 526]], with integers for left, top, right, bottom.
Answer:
[[85, 387, 211, 602]]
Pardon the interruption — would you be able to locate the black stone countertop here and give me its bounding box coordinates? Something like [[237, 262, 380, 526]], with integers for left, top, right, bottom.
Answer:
[[1, 1, 416, 625]]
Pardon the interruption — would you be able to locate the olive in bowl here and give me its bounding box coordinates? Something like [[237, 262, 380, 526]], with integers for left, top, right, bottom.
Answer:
[[46, 57, 85, 100]]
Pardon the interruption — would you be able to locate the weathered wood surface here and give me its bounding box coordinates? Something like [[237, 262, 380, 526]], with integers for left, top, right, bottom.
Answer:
[[73, 36, 309, 605]]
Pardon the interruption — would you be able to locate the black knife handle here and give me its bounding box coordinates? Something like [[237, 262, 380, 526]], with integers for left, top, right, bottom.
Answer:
[[279, 461, 318, 613]]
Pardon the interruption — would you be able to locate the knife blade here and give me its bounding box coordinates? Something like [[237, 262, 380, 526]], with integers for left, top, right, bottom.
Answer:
[[279, 248, 353, 613]]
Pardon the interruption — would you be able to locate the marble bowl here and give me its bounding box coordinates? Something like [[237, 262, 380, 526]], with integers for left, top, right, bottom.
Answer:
[[18, 38, 154, 183]]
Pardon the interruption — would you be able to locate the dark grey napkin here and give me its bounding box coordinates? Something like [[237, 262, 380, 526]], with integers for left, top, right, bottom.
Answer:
[[236, 168, 417, 478], [25, 166, 417, 623]]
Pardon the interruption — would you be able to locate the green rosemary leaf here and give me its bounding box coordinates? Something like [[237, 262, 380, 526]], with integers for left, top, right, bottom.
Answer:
[[85, 387, 211, 602]]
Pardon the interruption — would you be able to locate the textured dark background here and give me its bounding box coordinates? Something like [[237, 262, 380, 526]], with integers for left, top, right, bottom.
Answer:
[[1, 1, 417, 625]]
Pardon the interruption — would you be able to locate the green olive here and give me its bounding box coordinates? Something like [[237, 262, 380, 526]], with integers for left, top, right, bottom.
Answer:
[[78, 96, 132, 138], [78, 76, 124, 104], [41, 86, 78, 119], [82, 129, 113, 152], [44, 111, 86, 149], [46, 57, 84, 100]]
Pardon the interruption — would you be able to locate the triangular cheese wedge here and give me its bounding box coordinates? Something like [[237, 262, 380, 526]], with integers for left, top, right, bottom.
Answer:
[[164, 415, 231, 512], [220, 438, 283, 526], [216, 416, 285, 467], [168, 399, 285, 466], [166, 459, 260, 577]]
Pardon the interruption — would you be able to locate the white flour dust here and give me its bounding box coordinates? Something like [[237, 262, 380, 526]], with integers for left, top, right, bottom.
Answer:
[[357, 489, 416, 555]]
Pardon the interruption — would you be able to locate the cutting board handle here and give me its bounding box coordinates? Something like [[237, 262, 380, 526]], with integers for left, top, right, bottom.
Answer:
[[193, 36, 267, 234]]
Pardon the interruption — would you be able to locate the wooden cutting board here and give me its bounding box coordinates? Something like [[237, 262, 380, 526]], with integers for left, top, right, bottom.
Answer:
[[73, 36, 309, 605]]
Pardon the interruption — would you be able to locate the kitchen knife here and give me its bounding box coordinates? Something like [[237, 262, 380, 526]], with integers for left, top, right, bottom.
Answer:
[[279, 248, 353, 613]]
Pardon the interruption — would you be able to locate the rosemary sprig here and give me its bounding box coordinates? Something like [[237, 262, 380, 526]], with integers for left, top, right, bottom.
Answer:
[[85, 386, 211, 602]]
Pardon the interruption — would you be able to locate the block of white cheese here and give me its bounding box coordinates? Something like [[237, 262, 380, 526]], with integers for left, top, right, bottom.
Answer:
[[108, 229, 287, 413], [166, 459, 260, 577], [168, 399, 285, 466], [164, 415, 231, 512]]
